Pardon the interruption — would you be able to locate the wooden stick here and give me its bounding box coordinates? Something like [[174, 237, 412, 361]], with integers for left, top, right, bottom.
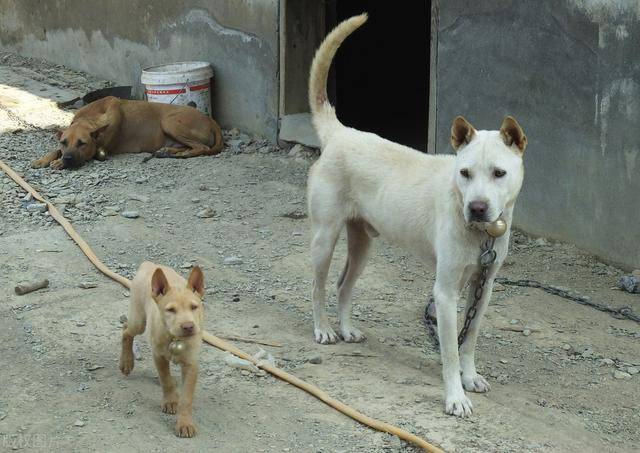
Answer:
[[15, 279, 49, 295], [498, 325, 541, 333], [219, 335, 282, 347]]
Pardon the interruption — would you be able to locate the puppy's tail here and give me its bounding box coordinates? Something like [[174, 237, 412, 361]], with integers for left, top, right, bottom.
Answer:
[[309, 13, 368, 146]]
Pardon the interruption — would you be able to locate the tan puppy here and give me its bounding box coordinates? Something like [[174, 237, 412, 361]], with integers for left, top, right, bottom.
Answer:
[[32, 96, 223, 169], [119, 262, 205, 437]]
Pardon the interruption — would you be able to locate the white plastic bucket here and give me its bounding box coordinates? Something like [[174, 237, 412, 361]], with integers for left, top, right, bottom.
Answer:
[[141, 62, 213, 116]]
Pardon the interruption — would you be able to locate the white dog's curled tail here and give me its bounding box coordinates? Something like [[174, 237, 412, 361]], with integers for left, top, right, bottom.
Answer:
[[308, 13, 368, 146]]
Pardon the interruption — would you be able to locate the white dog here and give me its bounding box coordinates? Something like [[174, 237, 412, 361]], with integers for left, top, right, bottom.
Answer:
[[307, 14, 527, 417]]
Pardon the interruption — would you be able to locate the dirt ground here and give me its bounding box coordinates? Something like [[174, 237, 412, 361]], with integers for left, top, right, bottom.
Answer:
[[1, 53, 639, 453]]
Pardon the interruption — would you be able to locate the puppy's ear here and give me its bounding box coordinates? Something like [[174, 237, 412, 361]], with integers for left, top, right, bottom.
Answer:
[[186, 266, 205, 298], [451, 116, 476, 151], [500, 116, 527, 153], [151, 268, 170, 302], [90, 124, 109, 141]]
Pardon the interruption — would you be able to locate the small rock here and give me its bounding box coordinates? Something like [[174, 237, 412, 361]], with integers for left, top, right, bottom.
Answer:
[[224, 256, 243, 265], [22, 193, 33, 202], [133, 342, 143, 361], [627, 366, 639, 375], [509, 319, 519, 325], [308, 355, 322, 364], [199, 184, 208, 191], [73, 420, 85, 427], [613, 370, 632, 380], [75, 320, 86, 327], [562, 344, 572, 351], [102, 209, 118, 217], [600, 358, 615, 366], [618, 275, 640, 294], [522, 328, 531, 336], [78, 282, 97, 289], [121, 210, 139, 219], [180, 262, 192, 269], [500, 359, 508, 364], [240, 370, 250, 376], [134, 177, 148, 184], [288, 144, 304, 158], [196, 208, 215, 218], [26, 202, 47, 213], [191, 198, 201, 204]]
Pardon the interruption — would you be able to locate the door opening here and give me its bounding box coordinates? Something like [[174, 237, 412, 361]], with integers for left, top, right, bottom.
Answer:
[[333, 1, 430, 151]]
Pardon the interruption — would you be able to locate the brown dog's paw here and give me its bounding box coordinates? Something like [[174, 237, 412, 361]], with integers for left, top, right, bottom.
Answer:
[[119, 354, 134, 376], [162, 401, 178, 414], [50, 159, 64, 170], [31, 159, 48, 169], [175, 418, 197, 438]]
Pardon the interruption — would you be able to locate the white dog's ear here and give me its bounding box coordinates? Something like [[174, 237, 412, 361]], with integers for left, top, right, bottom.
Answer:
[[500, 116, 527, 153], [451, 116, 476, 151], [151, 268, 170, 302]]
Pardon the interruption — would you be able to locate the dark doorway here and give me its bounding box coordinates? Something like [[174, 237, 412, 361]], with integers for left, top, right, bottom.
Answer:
[[331, 1, 430, 151]]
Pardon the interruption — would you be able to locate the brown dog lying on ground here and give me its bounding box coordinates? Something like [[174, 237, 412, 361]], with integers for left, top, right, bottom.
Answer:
[[32, 96, 223, 169], [119, 262, 205, 437]]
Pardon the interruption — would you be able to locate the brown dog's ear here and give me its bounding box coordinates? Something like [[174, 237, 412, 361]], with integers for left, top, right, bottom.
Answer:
[[186, 266, 205, 298], [55, 129, 63, 140], [151, 268, 170, 301], [500, 116, 527, 153], [451, 116, 476, 151], [90, 124, 109, 141]]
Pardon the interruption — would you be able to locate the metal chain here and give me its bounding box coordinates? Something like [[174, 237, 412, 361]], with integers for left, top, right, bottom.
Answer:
[[423, 235, 497, 348], [457, 236, 496, 346], [494, 277, 640, 323]]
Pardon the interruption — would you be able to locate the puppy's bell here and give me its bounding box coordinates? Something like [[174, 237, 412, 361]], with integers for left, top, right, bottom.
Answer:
[[96, 148, 107, 161], [485, 219, 507, 238], [169, 339, 186, 355]]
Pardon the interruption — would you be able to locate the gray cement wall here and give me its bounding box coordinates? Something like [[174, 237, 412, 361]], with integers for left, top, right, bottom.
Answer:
[[0, 0, 279, 140], [435, 0, 640, 269]]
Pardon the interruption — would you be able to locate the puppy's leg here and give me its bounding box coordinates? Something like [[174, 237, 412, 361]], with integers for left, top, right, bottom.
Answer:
[[119, 293, 146, 375], [175, 363, 198, 438], [154, 354, 179, 414], [337, 221, 371, 342], [31, 149, 61, 169], [434, 272, 473, 417], [311, 220, 342, 344], [459, 274, 496, 393]]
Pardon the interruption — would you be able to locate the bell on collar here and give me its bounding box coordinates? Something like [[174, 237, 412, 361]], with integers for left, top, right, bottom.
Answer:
[[168, 339, 186, 355], [485, 218, 507, 238]]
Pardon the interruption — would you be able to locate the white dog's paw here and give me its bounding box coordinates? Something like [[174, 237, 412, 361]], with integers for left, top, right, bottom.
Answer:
[[340, 325, 366, 343], [445, 392, 474, 418], [314, 326, 339, 344], [462, 373, 491, 393]]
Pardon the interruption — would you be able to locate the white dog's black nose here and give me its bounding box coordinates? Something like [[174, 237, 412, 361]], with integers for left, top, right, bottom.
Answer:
[[469, 201, 488, 221]]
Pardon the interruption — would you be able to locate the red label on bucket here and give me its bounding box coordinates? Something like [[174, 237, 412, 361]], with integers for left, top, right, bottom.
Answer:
[[146, 88, 186, 95], [189, 83, 209, 92]]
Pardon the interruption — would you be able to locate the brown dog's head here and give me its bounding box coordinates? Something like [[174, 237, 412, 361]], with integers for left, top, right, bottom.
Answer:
[[56, 120, 107, 168], [150, 266, 205, 338]]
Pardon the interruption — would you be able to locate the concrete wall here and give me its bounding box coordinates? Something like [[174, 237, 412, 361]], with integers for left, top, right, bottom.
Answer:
[[0, 0, 280, 140], [435, 0, 640, 269]]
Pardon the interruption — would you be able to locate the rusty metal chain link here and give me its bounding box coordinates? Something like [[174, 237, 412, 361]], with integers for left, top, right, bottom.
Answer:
[[423, 235, 497, 348], [494, 277, 640, 324]]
